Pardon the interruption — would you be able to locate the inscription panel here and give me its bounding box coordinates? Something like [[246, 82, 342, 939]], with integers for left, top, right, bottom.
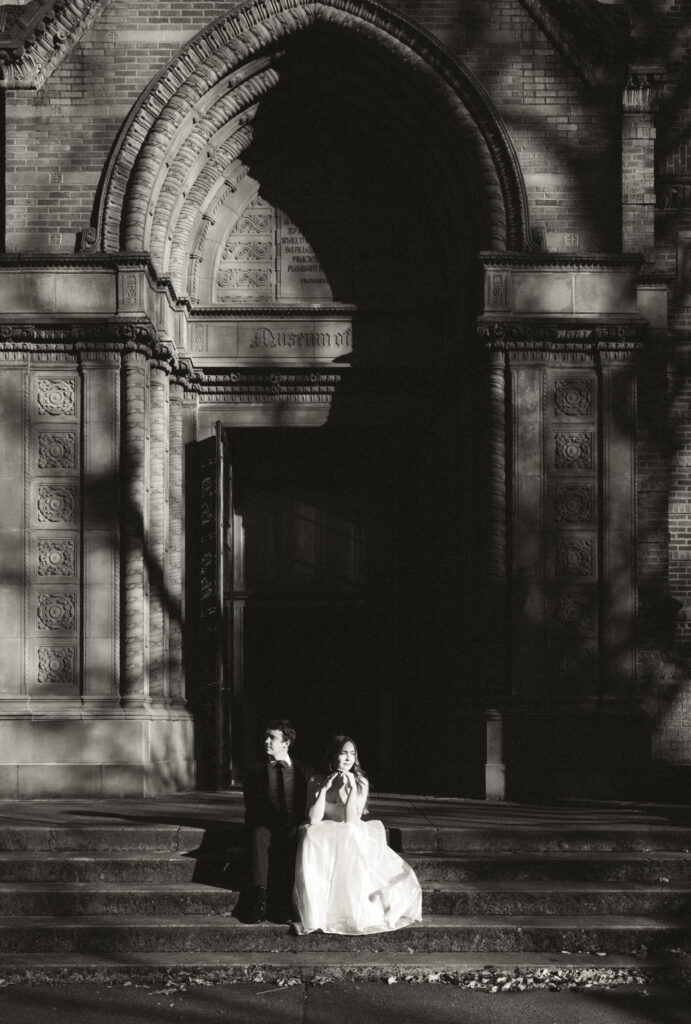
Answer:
[[188, 319, 355, 366]]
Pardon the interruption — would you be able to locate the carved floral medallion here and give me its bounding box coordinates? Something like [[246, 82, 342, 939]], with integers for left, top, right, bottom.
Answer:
[[37, 540, 75, 577], [37, 592, 76, 631], [556, 538, 594, 577], [37, 379, 75, 417], [37, 646, 75, 687], [38, 431, 76, 470], [37, 486, 76, 523], [555, 432, 593, 469], [554, 378, 592, 417]]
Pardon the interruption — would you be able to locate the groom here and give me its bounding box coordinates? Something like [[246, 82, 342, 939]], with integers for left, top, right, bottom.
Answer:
[[241, 718, 312, 923]]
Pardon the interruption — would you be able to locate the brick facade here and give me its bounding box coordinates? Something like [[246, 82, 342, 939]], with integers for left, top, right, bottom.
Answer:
[[1, 0, 691, 797]]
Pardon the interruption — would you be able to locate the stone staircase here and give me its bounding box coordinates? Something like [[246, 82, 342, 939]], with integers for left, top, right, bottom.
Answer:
[[0, 796, 690, 980]]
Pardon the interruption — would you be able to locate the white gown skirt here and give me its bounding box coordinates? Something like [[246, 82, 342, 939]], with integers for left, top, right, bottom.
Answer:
[[292, 819, 422, 934]]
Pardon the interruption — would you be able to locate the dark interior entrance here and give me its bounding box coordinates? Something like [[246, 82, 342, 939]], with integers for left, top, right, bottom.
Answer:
[[187, 361, 487, 797], [228, 422, 404, 788]]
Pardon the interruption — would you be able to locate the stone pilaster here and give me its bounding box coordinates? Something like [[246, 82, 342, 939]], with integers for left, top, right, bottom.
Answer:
[[78, 343, 121, 703], [599, 343, 636, 695], [121, 345, 149, 707], [168, 377, 186, 702], [148, 355, 169, 702], [484, 343, 509, 701], [0, 352, 27, 704], [622, 66, 664, 256]]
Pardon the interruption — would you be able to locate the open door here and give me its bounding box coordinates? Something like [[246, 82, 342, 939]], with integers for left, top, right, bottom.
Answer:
[[186, 422, 233, 789]]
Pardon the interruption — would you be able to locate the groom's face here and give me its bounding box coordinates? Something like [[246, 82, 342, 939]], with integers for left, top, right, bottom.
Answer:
[[264, 729, 290, 761]]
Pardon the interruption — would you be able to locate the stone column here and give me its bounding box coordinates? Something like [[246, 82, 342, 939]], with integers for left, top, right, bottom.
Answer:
[[168, 376, 185, 703], [485, 342, 509, 702], [121, 344, 149, 707], [148, 353, 169, 702], [622, 66, 663, 256]]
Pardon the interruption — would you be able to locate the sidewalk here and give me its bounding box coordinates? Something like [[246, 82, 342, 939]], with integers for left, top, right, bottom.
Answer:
[[0, 979, 688, 1024]]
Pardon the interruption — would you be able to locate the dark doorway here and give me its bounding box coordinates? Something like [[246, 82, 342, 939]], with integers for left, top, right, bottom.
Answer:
[[227, 423, 404, 789]]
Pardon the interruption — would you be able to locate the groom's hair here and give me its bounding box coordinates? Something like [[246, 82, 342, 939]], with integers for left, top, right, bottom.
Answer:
[[265, 718, 296, 749]]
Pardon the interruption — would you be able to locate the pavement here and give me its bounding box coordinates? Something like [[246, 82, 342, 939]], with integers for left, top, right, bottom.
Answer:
[[0, 979, 690, 1024]]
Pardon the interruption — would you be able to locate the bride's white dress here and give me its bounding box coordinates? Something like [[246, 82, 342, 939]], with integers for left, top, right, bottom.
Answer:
[[292, 781, 422, 935]]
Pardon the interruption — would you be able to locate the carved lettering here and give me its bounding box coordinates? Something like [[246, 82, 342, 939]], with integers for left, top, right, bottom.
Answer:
[[249, 327, 352, 351]]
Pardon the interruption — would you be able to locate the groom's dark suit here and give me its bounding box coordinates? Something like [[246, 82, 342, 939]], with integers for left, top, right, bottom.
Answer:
[[243, 756, 312, 909]]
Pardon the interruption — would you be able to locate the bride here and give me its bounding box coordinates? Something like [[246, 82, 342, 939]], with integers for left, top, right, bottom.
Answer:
[[292, 734, 422, 934]]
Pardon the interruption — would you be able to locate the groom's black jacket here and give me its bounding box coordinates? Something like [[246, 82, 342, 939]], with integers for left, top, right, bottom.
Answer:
[[243, 758, 312, 833]]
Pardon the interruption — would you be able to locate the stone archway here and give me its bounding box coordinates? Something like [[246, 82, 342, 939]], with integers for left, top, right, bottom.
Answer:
[[84, 0, 534, 270], [83, 0, 541, 795]]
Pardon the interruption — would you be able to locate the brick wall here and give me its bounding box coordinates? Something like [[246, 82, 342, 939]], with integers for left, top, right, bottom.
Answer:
[[4, 0, 621, 253]]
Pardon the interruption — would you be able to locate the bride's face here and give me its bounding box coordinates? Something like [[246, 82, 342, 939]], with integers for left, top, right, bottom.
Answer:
[[335, 742, 356, 772]]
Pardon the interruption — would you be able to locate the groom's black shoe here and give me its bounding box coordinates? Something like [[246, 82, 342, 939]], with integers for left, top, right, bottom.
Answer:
[[242, 885, 267, 923]]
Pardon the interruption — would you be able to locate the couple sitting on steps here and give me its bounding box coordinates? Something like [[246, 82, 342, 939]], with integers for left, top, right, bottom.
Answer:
[[241, 718, 422, 934]]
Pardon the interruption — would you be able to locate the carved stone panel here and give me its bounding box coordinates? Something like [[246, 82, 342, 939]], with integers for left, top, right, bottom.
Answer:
[[37, 591, 76, 632], [36, 646, 76, 687], [552, 483, 594, 524], [553, 588, 597, 636], [36, 378, 76, 418], [36, 484, 76, 524], [556, 537, 594, 577], [554, 432, 594, 470], [37, 431, 76, 470], [37, 539, 76, 577], [554, 378, 593, 418]]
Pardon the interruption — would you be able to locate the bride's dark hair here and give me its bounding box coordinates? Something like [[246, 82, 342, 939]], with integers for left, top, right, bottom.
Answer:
[[323, 734, 368, 795]]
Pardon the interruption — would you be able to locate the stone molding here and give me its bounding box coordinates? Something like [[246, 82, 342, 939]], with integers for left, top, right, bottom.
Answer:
[[480, 252, 644, 271], [84, 0, 535, 268], [517, 0, 630, 88], [0, 0, 111, 90]]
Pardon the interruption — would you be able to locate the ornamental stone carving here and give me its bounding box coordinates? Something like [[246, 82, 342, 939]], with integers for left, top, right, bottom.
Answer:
[[37, 379, 75, 417], [217, 268, 273, 289], [37, 592, 76, 631], [37, 486, 76, 523], [38, 431, 76, 470], [554, 378, 592, 417], [555, 432, 593, 469], [553, 485, 593, 524], [556, 539, 594, 577], [37, 647, 76, 687], [557, 592, 594, 633], [37, 540, 75, 577]]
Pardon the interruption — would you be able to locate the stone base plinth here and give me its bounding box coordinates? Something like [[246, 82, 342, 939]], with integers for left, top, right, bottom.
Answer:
[[0, 709, 195, 798]]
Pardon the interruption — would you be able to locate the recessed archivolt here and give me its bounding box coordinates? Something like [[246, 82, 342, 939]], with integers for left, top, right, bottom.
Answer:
[[90, 0, 533, 286]]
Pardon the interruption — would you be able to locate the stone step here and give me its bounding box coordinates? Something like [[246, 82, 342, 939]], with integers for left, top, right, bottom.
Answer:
[[397, 826, 691, 854], [1, 823, 690, 854], [1, 880, 690, 918], [0, 826, 210, 854], [0, 851, 210, 883], [411, 851, 691, 883], [0, 913, 686, 954], [0, 949, 668, 983], [3, 848, 690, 884]]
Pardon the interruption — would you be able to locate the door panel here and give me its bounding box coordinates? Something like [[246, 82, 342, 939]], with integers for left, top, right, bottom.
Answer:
[[185, 424, 232, 789]]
